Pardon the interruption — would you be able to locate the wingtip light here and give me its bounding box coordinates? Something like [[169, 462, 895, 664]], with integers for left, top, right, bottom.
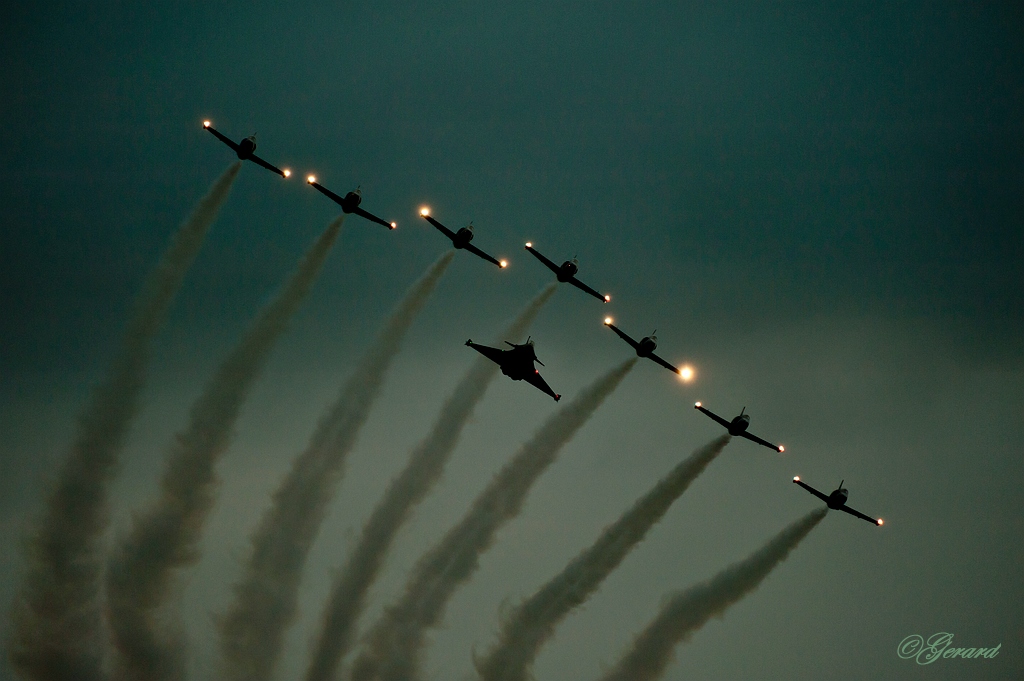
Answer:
[[604, 317, 613, 325], [307, 175, 316, 184], [390, 221, 397, 229], [499, 259, 508, 269], [604, 294, 611, 302], [877, 518, 884, 526], [793, 476, 800, 482], [525, 241, 533, 248], [203, 120, 211, 128], [778, 445, 785, 453], [420, 207, 430, 216], [679, 366, 694, 382], [694, 401, 702, 408], [282, 169, 292, 178]]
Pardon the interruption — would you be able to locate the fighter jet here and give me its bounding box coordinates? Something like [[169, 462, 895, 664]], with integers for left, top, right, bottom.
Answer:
[[420, 208, 507, 269], [465, 337, 560, 401], [793, 476, 883, 526], [202, 121, 291, 178], [307, 177, 396, 229], [603, 318, 685, 377], [694, 402, 784, 452], [524, 242, 610, 303]]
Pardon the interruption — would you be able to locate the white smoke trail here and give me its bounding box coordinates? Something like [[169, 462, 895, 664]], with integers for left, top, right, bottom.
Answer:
[[350, 358, 638, 681], [598, 508, 828, 681], [475, 434, 732, 681], [214, 252, 459, 681], [8, 163, 242, 681], [104, 216, 343, 681], [302, 284, 558, 681]]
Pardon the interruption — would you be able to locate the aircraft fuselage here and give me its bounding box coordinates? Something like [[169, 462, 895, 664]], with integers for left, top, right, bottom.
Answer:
[[556, 260, 578, 282], [340, 191, 362, 213], [452, 227, 474, 249], [828, 489, 850, 510], [636, 336, 657, 357], [236, 136, 256, 159], [728, 414, 751, 435]]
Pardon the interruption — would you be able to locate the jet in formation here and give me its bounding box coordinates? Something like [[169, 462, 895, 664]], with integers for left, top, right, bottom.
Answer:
[[793, 476, 883, 526], [307, 177, 396, 229], [465, 337, 560, 401], [603, 318, 682, 377], [420, 208, 507, 269], [524, 243, 610, 303], [203, 121, 291, 178], [694, 402, 784, 452]]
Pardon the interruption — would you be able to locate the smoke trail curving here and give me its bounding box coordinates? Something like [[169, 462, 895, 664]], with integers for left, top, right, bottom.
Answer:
[[302, 284, 558, 681], [8, 163, 241, 681], [104, 216, 343, 681], [216, 252, 461, 681], [349, 358, 638, 681], [475, 434, 732, 681], [598, 507, 828, 681]]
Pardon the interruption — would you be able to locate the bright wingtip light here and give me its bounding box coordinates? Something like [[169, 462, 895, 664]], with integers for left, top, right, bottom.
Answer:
[[307, 175, 317, 184], [420, 207, 430, 216], [604, 317, 613, 325], [793, 476, 801, 482], [499, 259, 508, 268], [525, 241, 533, 248], [694, 401, 702, 408], [604, 294, 611, 302], [778, 445, 785, 453], [283, 169, 292, 178], [203, 120, 211, 128], [877, 518, 884, 526], [390, 221, 397, 229], [679, 366, 694, 382]]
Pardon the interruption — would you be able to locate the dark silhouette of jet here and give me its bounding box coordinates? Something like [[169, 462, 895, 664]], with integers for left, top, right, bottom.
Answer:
[[420, 208, 506, 269], [202, 120, 291, 178], [307, 176, 396, 229], [603, 317, 682, 377], [793, 476, 883, 526], [524, 242, 610, 303], [465, 337, 560, 401], [694, 402, 784, 452]]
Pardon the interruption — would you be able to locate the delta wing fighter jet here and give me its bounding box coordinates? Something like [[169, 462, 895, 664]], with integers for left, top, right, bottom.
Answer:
[[465, 337, 560, 401]]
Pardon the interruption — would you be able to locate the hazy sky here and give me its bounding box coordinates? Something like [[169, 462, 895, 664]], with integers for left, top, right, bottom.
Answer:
[[1, 2, 1022, 680]]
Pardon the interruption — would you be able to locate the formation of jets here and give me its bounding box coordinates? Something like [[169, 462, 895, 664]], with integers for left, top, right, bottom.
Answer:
[[201, 118, 884, 527]]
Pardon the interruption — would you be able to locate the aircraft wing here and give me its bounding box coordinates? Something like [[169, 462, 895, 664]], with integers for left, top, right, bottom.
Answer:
[[793, 478, 830, 504], [464, 242, 503, 268], [695, 404, 732, 430], [739, 430, 784, 453], [248, 153, 288, 177], [648, 351, 681, 375], [524, 369, 561, 401], [465, 340, 507, 367], [605, 323, 640, 350], [840, 504, 882, 526], [204, 125, 240, 153], [353, 205, 395, 229], [310, 181, 346, 205], [568, 277, 609, 303], [525, 245, 560, 274], [424, 215, 457, 242]]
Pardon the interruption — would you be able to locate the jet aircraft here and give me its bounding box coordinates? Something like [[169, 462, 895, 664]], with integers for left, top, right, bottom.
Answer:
[[307, 177, 396, 229], [694, 402, 784, 452], [603, 318, 683, 377], [465, 337, 560, 401], [420, 208, 506, 268], [202, 121, 291, 178], [524, 242, 610, 303], [792, 476, 883, 526]]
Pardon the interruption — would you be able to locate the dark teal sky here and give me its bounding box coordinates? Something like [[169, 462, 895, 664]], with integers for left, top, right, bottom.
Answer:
[[2, 2, 1022, 679]]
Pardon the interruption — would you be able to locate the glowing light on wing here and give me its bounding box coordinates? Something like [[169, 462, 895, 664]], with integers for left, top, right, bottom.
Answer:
[[283, 169, 292, 178], [604, 294, 611, 302], [499, 260, 508, 268], [793, 476, 800, 482], [203, 120, 211, 128], [390, 222, 397, 229], [878, 519, 884, 526], [604, 317, 613, 325], [778, 445, 785, 453], [679, 365, 694, 382], [307, 175, 316, 184], [694, 401, 702, 408], [420, 207, 430, 216]]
